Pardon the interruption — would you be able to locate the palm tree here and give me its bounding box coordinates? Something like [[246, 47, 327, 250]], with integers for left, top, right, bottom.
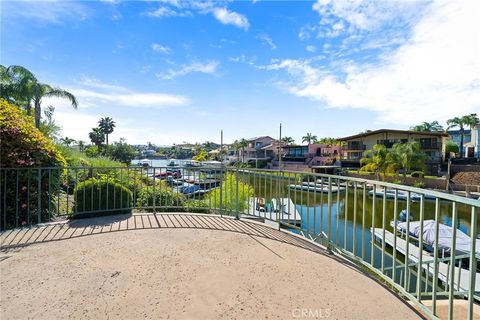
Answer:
[[360, 144, 393, 181], [410, 121, 443, 132], [302, 132, 317, 145], [390, 142, 427, 182], [0, 65, 37, 114], [447, 114, 479, 158], [32, 84, 78, 128], [89, 127, 105, 152], [238, 138, 248, 163], [1, 64, 78, 128], [98, 117, 116, 146], [78, 140, 85, 152], [60, 137, 76, 147], [281, 136, 295, 145]]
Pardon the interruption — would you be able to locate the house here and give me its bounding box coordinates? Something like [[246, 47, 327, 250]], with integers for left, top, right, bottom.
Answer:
[[239, 136, 279, 162], [337, 129, 448, 175], [448, 127, 480, 158], [282, 144, 341, 166]]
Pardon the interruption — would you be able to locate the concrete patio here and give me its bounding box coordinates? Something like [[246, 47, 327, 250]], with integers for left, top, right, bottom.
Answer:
[[1, 213, 421, 319]]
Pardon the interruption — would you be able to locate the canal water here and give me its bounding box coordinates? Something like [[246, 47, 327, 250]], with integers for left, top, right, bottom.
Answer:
[[241, 172, 478, 293]]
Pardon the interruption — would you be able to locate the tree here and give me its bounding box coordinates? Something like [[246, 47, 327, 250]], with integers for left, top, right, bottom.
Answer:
[[77, 140, 85, 152], [39, 105, 62, 142], [281, 136, 295, 145], [238, 138, 248, 163], [60, 137, 76, 147], [31, 83, 78, 128], [410, 121, 443, 132], [302, 133, 317, 145], [109, 138, 137, 164], [89, 127, 105, 153], [193, 150, 209, 162], [447, 114, 479, 158], [445, 140, 459, 158], [390, 142, 427, 182], [0, 65, 37, 113], [98, 117, 116, 146], [360, 144, 393, 181]]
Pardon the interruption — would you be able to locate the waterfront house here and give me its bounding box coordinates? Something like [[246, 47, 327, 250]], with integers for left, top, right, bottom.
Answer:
[[448, 126, 480, 158], [282, 144, 341, 166], [240, 136, 279, 163], [337, 129, 448, 175]]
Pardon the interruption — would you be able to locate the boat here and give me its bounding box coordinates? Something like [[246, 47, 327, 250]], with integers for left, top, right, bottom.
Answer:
[[167, 159, 178, 167], [183, 160, 200, 168], [391, 219, 480, 257], [135, 159, 152, 167], [154, 168, 182, 179], [369, 188, 422, 201]]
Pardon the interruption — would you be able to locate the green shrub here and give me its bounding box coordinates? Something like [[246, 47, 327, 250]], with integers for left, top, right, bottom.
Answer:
[[74, 177, 132, 216], [207, 173, 254, 213], [0, 100, 66, 229], [414, 181, 426, 188], [137, 188, 185, 211], [185, 199, 210, 213], [410, 171, 424, 178]]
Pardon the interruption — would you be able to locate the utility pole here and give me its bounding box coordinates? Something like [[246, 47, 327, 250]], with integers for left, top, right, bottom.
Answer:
[[220, 129, 223, 162], [279, 123, 282, 171]]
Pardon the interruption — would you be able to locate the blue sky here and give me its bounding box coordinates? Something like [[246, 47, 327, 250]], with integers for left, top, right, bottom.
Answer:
[[1, 0, 479, 145]]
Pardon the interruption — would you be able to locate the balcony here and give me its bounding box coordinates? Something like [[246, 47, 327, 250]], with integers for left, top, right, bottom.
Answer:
[[345, 144, 366, 151]]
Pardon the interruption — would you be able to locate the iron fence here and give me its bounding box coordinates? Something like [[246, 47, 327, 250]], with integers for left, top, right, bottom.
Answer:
[[1, 165, 479, 319]]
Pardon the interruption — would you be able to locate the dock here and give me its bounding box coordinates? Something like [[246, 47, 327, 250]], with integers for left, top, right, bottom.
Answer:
[[288, 183, 345, 193], [243, 197, 302, 226], [371, 228, 480, 293]]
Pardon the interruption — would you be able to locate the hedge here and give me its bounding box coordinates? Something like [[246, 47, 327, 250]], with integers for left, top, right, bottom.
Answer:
[[74, 178, 132, 217], [137, 188, 185, 212]]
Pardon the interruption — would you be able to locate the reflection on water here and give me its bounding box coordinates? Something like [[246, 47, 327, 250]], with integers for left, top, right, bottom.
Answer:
[[243, 173, 478, 293]]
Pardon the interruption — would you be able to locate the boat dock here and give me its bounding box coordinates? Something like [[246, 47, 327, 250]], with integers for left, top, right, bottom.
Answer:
[[371, 228, 480, 293], [288, 183, 345, 193], [243, 197, 302, 226]]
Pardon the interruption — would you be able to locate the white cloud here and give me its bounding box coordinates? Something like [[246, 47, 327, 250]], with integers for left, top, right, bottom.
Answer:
[[306, 45, 316, 53], [2, 0, 89, 24], [264, 0, 480, 125], [229, 55, 256, 66], [212, 7, 249, 30], [146, 3, 249, 31], [146, 6, 191, 18], [156, 61, 219, 80], [151, 43, 172, 54], [257, 33, 276, 50], [44, 77, 189, 110]]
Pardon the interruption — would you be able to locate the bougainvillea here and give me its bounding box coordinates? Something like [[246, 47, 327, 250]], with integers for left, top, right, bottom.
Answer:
[[0, 99, 66, 229], [0, 99, 66, 168]]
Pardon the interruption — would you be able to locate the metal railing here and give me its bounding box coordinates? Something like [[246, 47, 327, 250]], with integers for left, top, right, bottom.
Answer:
[[1, 165, 479, 319]]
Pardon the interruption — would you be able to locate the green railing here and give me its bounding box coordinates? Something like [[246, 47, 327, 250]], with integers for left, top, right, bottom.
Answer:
[[1, 166, 479, 319]]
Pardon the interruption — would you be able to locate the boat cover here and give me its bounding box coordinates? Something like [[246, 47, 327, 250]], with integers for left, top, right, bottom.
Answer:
[[396, 220, 480, 256]]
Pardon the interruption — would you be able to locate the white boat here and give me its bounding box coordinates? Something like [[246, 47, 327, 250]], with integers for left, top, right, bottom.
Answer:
[[369, 188, 422, 201], [391, 219, 480, 256]]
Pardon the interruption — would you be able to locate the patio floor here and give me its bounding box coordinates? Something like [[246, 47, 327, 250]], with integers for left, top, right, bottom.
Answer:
[[0, 213, 421, 319]]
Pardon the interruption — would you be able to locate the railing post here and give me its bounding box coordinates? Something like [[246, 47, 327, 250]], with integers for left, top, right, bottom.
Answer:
[[219, 168, 223, 217], [37, 168, 41, 224], [235, 168, 239, 220], [468, 206, 477, 320], [326, 176, 333, 254], [448, 202, 458, 320]]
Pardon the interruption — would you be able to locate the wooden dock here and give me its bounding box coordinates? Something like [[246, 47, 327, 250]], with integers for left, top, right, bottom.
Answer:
[[371, 228, 480, 293], [243, 197, 302, 226], [288, 183, 345, 193]]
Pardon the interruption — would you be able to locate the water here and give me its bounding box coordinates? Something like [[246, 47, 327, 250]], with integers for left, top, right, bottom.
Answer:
[[239, 173, 478, 293], [132, 159, 174, 167]]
